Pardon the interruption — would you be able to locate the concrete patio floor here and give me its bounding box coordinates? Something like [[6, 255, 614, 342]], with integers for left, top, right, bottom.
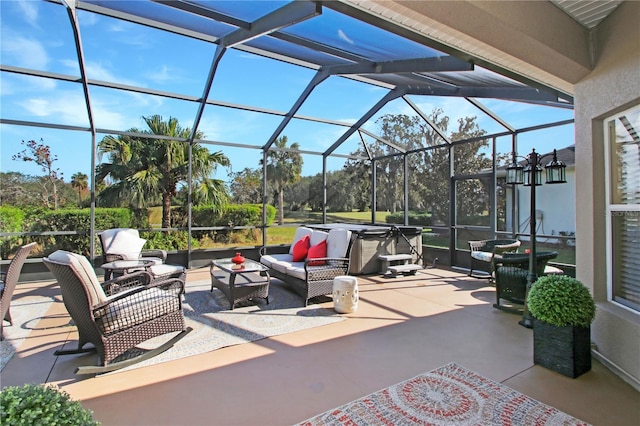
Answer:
[[2, 266, 638, 425]]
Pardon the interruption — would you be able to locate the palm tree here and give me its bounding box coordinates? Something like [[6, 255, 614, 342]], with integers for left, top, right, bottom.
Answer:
[[70, 172, 88, 207], [263, 136, 303, 225], [96, 115, 230, 228]]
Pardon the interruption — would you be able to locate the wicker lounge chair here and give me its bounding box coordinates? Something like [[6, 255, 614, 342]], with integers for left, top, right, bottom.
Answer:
[[468, 239, 521, 279], [99, 228, 185, 281], [43, 250, 191, 375], [492, 251, 559, 314], [1, 242, 36, 340]]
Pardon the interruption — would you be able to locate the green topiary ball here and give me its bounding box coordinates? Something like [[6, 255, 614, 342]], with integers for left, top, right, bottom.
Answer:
[[0, 384, 99, 426], [527, 275, 596, 328]]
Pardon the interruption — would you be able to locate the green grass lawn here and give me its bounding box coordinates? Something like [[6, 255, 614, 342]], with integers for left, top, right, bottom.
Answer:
[[151, 207, 576, 266], [149, 206, 162, 228], [283, 210, 390, 223]]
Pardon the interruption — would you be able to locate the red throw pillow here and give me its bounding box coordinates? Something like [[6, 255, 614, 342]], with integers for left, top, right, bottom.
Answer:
[[307, 240, 327, 266], [292, 235, 311, 262]]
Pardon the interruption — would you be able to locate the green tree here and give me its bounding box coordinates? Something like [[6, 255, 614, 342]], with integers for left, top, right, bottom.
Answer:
[[12, 139, 63, 210], [347, 110, 494, 224], [262, 136, 303, 225], [70, 172, 88, 207], [96, 115, 230, 228], [229, 167, 263, 204]]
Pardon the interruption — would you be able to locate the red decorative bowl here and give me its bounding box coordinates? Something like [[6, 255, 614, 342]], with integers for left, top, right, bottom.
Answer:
[[232, 252, 245, 264]]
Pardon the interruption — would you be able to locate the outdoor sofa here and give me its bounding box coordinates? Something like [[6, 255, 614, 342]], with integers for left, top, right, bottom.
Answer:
[[260, 227, 352, 306]]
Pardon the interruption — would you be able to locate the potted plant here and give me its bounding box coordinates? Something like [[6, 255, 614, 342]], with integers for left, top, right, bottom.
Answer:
[[0, 383, 100, 425], [527, 275, 596, 378]]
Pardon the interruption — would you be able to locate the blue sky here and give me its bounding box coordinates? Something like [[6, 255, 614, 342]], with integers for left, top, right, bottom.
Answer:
[[1, 0, 575, 184]]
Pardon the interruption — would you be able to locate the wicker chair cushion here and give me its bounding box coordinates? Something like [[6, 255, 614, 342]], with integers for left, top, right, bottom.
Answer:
[[471, 251, 494, 262], [288, 227, 313, 255], [148, 264, 185, 278], [98, 287, 179, 334], [103, 229, 147, 260], [48, 250, 107, 306], [326, 229, 352, 258]]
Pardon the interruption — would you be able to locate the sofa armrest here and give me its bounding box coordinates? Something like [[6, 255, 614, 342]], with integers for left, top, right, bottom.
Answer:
[[304, 257, 349, 281]]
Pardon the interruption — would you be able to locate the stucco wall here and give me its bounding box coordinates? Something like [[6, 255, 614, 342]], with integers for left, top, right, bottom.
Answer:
[[574, 1, 640, 388], [516, 167, 576, 238]]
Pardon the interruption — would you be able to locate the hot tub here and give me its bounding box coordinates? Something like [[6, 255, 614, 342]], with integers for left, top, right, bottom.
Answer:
[[308, 223, 423, 275]]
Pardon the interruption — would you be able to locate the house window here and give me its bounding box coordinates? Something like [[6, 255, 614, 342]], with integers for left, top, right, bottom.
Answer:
[[605, 105, 640, 312]]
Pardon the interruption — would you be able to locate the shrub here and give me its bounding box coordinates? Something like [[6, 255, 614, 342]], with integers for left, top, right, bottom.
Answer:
[[385, 211, 432, 226], [0, 384, 99, 425], [0, 206, 26, 258], [142, 230, 193, 251], [527, 275, 596, 328]]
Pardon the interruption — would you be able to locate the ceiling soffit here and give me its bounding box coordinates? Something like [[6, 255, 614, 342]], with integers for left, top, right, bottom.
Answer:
[[339, 0, 614, 96]]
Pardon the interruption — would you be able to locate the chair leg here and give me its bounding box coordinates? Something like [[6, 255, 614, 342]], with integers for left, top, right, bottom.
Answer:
[[55, 345, 98, 356], [4, 309, 12, 325]]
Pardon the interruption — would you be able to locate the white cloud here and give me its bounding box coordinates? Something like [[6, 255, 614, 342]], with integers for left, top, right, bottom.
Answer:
[[18, 91, 89, 126], [1, 73, 57, 98], [108, 21, 128, 33], [196, 119, 222, 141], [148, 65, 174, 84], [1, 35, 49, 69], [78, 10, 98, 27], [337, 29, 355, 45], [84, 61, 141, 87], [17, 0, 39, 29], [59, 59, 80, 75], [91, 103, 129, 130]]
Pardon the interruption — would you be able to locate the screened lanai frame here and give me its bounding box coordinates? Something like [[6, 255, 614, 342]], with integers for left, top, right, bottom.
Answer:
[[0, 0, 575, 268]]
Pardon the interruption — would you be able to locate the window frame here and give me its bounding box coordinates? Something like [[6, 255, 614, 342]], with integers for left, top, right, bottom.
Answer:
[[604, 104, 640, 314]]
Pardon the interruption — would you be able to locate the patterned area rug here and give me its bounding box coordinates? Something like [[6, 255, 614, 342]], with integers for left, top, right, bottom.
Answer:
[[109, 279, 345, 373], [297, 362, 590, 426], [1, 294, 55, 371]]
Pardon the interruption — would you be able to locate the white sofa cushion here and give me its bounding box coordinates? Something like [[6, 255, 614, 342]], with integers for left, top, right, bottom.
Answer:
[[289, 227, 313, 255], [261, 253, 293, 268], [271, 261, 292, 274], [310, 230, 329, 247], [286, 263, 307, 280], [48, 250, 107, 306], [326, 229, 352, 258]]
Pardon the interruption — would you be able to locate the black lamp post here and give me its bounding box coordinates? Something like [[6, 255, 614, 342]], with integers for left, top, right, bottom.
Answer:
[[506, 148, 566, 328]]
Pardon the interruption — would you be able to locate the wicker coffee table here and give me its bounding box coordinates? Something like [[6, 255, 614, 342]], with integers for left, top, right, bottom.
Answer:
[[210, 258, 270, 310]]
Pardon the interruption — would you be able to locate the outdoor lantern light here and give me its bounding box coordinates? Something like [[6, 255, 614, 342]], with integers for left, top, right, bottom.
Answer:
[[545, 149, 567, 184], [506, 147, 567, 328], [505, 156, 524, 185], [523, 163, 543, 186]]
